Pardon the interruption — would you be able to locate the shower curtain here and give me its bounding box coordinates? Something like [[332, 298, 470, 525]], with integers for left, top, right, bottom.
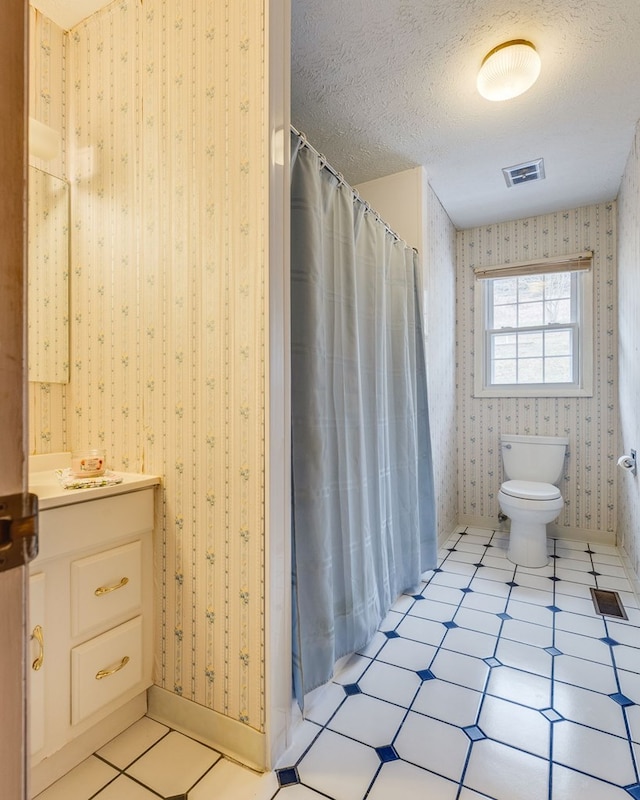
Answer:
[[290, 131, 437, 706]]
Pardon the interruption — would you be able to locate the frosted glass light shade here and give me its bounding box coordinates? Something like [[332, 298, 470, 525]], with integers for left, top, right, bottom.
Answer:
[[477, 40, 541, 102]]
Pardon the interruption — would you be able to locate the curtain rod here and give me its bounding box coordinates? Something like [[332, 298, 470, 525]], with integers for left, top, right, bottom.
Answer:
[[291, 125, 416, 252]]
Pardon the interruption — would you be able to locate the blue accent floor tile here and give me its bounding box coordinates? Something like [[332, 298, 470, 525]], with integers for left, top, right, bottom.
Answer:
[[550, 554, 561, 559], [376, 745, 400, 763], [541, 708, 564, 722], [484, 657, 502, 667], [447, 547, 457, 552], [626, 785, 640, 800], [443, 620, 459, 629], [506, 581, 519, 587], [461, 587, 474, 594], [496, 612, 512, 621], [549, 576, 561, 582], [544, 646, 563, 656], [417, 668, 435, 681], [600, 636, 620, 646], [384, 630, 400, 639], [276, 767, 300, 787], [433, 567, 443, 574], [546, 605, 562, 613], [343, 683, 361, 696], [589, 570, 601, 576], [463, 725, 486, 741], [610, 692, 635, 707], [412, 594, 425, 600], [474, 563, 485, 568], [484, 543, 493, 548]]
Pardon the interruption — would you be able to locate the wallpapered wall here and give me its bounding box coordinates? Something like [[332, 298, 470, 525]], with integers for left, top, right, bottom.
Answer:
[[423, 177, 458, 541], [456, 204, 617, 537], [617, 121, 640, 575], [31, 0, 269, 735], [29, 8, 68, 453]]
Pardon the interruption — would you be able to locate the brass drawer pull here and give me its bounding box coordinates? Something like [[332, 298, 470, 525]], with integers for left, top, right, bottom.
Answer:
[[94, 576, 129, 596], [95, 655, 130, 680], [31, 624, 44, 671]]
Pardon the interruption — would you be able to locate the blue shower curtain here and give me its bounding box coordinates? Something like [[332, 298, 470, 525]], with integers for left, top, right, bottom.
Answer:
[[291, 132, 437, 706]]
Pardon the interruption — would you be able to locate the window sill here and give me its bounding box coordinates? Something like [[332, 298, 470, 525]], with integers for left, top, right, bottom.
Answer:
[[473, 385, 593, 399]]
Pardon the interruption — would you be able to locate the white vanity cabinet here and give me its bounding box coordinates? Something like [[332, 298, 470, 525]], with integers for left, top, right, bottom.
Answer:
[[28, 467, 158, 797]]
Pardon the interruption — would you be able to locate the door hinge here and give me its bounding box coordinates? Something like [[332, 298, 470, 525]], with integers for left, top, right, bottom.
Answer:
[[0, 493, 38, 572]]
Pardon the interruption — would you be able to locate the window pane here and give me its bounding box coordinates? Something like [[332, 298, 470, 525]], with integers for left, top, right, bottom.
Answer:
[[493, 278, 517, 305], [518, 358, 543, 383], [493, 304, 517, 328], [545, 356, 573, 382], [544, 298, 571, 324], [544, 330, 572, 356], [518, 332, 543, 358], [492, 333, 516, 359], [544, 272, 571, 300], [518, 302, 544, 327], [518, 276, 544, 302], [493, 359, 517, 384]]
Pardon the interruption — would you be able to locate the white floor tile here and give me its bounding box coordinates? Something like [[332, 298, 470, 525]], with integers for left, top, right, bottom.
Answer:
[[468, 577, 511, 598], [97, 716, 170, 769], [478, 694, 551, 758], [296, 729, 380, 800], [412, 678, 483, 727], [326, 693, 406, 747], [421, 583, 468, 605], [554, 579, 595, 599], [189, 757, 278, 800], [453, 606, 503, 636], [605, 619, 640, 647], [394, 710, 470, 781], [552, 682, 628, 737], [431, 570, 474, 590], [554, 629, 615, 664], [396, 613, 447, 646], [125, 731, 221, 797], [501, 618, 554, 648], [441, 626, 497, 659], [35, 757, 118, 800], [92, 775, 160, 800], [376, 636, 437, 671], [554, 610, 607, 638], [553, 654, 618, 694], [486, 665, 551, 709], [552, 720, 637, 785], [408, 597, 460, 622], [505, 598, 555, 625], [333, 654, 372, 685], [274, 719, 322, 769], [460, 590, 508, 614], [357, 659, 421, 707], [367, 759, 458, 800], [304, 681, 347, 725], [494, 638, 553, 679], [464, 738, 550, 800], [509, 585, 555, 607], [430, 649, 490, 692], [551, 763, 633, 800]]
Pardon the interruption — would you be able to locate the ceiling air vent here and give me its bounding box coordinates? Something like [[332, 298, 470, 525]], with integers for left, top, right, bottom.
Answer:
[[502, 158, 545, 187]]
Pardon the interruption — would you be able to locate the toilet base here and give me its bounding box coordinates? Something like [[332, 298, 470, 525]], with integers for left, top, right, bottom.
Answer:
[[507, 520, 549, 568]]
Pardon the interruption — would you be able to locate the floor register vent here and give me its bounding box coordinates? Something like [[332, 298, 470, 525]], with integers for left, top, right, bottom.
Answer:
[[590, 587, 628, 619]]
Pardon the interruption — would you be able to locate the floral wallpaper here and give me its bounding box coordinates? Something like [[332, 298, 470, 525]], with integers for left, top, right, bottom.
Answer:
[[41, 0, 268, 736], [617, 121, 640, 574], [457, 204, 617, 537], [423, 179, 458, 542], [28, 8, 69, 454]]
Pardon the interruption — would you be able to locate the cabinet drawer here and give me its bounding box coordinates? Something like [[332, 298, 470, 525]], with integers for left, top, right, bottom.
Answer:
[[71, 616, 143, 725], [71, 541, 142, 637]]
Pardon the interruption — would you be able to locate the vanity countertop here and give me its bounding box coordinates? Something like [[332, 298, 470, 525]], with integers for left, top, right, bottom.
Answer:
[[29, 453, 160, 511]]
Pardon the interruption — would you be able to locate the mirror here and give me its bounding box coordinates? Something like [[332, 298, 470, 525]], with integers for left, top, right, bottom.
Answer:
[[28, 166, 69, 383]]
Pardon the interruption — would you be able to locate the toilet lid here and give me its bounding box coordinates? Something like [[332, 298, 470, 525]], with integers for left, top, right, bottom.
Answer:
[[501, 480, 561, 501]]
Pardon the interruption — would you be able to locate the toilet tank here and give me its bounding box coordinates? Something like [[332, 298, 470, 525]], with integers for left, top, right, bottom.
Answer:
[[501, 434, 569, 484]]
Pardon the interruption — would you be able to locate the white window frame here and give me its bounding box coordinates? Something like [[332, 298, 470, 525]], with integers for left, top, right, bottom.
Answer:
[[473, 253, 594, 398]]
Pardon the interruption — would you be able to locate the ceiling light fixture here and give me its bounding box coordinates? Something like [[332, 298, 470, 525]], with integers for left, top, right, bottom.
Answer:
[[477, 40, 541, 102]]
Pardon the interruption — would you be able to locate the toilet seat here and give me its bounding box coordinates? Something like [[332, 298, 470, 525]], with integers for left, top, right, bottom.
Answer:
[[500, 480, 561, 501]]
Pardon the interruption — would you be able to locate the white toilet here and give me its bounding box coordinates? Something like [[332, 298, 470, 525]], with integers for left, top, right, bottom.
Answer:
[[498, 434, 569, 568]]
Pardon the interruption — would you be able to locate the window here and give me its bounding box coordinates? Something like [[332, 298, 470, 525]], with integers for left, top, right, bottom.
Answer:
[[474, 253, 593, 398]]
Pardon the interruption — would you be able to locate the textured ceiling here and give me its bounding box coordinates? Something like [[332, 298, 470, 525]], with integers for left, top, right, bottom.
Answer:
[[292, 0, 640, 228]]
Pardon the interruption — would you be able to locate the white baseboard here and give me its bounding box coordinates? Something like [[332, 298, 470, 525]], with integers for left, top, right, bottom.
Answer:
[[456, 514, 616, 546], [146, 685, 267, 772]]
